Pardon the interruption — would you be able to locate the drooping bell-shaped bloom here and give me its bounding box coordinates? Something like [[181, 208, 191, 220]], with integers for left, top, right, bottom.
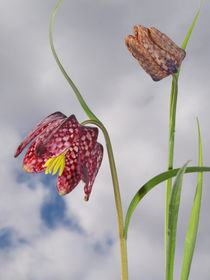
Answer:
[[125, 25, 186, 81], [14, 112, 103, 200]]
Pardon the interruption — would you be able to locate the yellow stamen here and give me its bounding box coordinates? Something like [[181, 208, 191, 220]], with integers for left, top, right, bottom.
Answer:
[[43, 148, 69, 176], [44, 158, 57, 174], [52, 156, 63, 175], [59, 157, 65, 176]]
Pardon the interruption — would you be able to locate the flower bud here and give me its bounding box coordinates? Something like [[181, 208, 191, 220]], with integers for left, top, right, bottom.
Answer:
[[125, 26, 186, 81]]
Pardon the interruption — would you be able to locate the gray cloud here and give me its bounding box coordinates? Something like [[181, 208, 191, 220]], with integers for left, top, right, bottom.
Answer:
[[1, 0, 210, 279]]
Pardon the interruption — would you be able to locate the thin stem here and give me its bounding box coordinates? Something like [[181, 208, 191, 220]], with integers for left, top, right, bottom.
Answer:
[[165, 74, 178, 280], [50, 1, 128, 278], [82, 120, 128, 280], [49, 0, 100, 122], [165, 5, 201, 278]]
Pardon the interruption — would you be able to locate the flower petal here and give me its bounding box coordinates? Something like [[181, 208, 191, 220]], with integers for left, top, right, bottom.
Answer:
[[149, 27, 186, 66], [23, 141, 46, 173], [126, 27, 169, 81], [78, 126, 99, 166], [14, 112, 66, 157], [81, 143, 103, 201], [35, 115, 80, 158], [125, 25, 185, 81], [56, 149, 81, 195]]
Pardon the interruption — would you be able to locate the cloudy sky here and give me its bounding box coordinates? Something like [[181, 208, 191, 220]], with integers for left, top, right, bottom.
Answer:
[[1, 0, 210, 279]]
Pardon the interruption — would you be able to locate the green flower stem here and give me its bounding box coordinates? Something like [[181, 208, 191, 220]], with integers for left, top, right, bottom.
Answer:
[[165, 74, 178, 279], [49, 0, 100, 122], [82, 120, 128, 280], [50, 1, 128, 279], [165, 6, 201, 278]]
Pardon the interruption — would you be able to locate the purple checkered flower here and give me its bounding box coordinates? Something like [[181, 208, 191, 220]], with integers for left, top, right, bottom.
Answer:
[[15, 112, 103, 200]]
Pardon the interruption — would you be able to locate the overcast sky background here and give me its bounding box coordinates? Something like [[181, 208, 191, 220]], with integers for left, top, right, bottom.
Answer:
[[1, 0, 210, 279]]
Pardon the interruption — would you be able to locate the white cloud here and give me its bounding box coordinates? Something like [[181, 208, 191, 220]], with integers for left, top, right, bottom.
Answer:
[[1, 0, 210, 279]]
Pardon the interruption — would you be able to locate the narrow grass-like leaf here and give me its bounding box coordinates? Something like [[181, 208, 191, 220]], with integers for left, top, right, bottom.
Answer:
[[176, 2, 201, 77], [166, 161, 190, 280], [181, 2, 201, 51], [165, 3, 201, 273], [124, 166, 210, 239], [181, 119, 203, 280]]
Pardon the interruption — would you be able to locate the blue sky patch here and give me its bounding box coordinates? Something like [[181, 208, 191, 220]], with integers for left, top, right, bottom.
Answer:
[[0, 227, 26, 249], [0, 228, 13, 249], [92, 236, 114, 255], [15, 169, 33, 184], [0, 227, 29, 249], [40, 187, 83, 233]]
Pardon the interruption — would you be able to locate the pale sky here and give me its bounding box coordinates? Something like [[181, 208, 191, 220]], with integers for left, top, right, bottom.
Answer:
[[1, 0, 210, 279]]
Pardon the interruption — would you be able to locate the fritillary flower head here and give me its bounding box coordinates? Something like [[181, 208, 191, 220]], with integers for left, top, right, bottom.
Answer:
[[125, 25, 186, 81], [14, 112, 103, 201]]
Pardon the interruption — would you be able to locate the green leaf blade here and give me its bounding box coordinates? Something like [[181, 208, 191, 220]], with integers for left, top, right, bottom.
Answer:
[[181, 119, 203, 280], [124, 166, 210, 239], [166, 161, 190, 280], [181, 2, 201, 51], [176, 2, 201, 78]]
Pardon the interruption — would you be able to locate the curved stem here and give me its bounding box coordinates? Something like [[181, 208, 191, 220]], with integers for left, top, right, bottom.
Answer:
[[165, 74, 178, 279], [82, 119, 128, 280], [49, 0, 100, 122], [50, 1, 128, 278]]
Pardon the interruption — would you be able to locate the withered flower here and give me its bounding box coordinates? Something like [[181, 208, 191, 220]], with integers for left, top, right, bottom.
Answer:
[[125, 26, 186, 81]]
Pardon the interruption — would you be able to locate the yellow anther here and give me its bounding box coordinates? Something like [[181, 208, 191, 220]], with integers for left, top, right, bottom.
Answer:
[[43, 148, 69, 176]]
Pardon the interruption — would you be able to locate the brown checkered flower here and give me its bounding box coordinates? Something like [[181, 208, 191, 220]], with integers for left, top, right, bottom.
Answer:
[[125, 25, 186, 81], [14, 112, 103, 200]]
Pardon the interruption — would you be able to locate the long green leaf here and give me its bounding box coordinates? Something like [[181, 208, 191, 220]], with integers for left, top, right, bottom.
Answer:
[[166, 4, 201, 270], [181, 2, 201, 51], [181, 119, 203, 280], [124, 166, 210, 239], [166, 162, 190, 280], [176, 2, 201, 77]]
